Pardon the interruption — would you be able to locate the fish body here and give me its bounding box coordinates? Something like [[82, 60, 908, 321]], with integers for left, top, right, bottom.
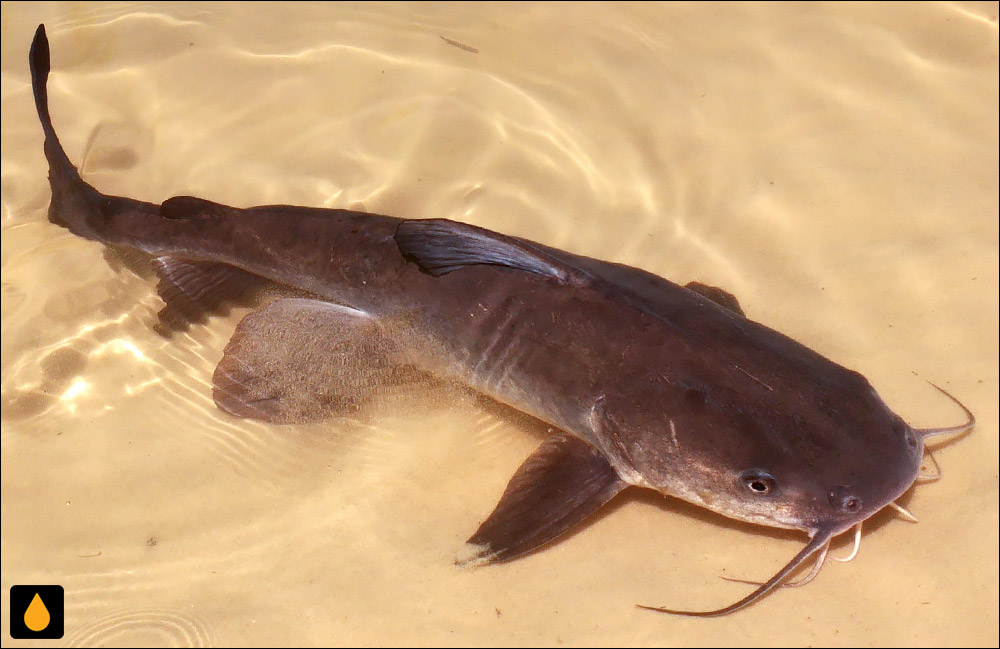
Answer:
[[28, 24, 971, 615]]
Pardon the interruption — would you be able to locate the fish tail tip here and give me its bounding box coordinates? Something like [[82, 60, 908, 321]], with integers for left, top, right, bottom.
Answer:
[[29, 22, 57, 141], [30, 24, 49, 75], [28, 22, 107, 238]]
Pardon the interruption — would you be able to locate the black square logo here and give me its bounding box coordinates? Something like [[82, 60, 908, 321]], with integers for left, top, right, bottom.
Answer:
[[9, 585, 64, 639]]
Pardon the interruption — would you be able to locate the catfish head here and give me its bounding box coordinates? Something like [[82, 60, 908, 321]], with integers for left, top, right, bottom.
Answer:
[[593, 373, 973, 616]]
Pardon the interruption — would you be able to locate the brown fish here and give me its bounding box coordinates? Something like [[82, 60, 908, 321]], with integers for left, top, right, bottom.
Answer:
[[28, 24, 973, 616]]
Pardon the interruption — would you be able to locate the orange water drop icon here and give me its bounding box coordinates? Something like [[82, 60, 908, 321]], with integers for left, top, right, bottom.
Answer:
[[24, 592, 51, 632]]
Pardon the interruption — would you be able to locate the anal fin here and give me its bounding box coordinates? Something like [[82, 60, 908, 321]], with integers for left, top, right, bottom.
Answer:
[[462, 433, 627, 564], [153, 256, 267, 335], [102, 244, 156, 280], [212, 297, 416, 424]]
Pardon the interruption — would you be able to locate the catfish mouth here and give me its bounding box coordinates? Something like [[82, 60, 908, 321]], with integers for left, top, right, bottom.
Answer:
[[809, 456, 922, 538]]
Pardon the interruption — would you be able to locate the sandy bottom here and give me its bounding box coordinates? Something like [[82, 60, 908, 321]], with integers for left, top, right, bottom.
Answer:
[[2, 2, 997, 647]]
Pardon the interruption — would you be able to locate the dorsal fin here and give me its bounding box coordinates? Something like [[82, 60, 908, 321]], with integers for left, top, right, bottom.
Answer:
[[684, 281, 745, 316], [394, 219, 580, 283], [161, 195, 232, 220]]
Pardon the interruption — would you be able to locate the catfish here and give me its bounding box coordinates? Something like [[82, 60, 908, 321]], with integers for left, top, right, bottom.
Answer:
[[28, 24, 973, 616]]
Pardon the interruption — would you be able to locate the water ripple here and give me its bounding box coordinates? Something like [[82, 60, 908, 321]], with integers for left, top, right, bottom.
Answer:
[[65, 608, 213, 648]]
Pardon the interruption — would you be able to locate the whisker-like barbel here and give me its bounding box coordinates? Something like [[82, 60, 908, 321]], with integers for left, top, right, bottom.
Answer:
[[832, 522, 862, 563], [777, 541, 830, 589], [888, 501, 919, 523], [718, 540, 830, 589], [638, 531, 835, 617], [915, 382, 976, 439], [916, 447, 943, 482], [722, 521, 860, 588]]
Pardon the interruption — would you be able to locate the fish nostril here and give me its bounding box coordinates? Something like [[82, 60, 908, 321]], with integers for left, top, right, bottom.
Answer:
[[828, 486, 862, 513]]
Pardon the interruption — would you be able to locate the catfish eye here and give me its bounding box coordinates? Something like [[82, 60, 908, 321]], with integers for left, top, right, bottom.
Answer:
[[740, 470, 777, 495]]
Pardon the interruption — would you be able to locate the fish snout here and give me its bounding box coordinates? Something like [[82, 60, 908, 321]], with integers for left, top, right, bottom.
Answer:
[[826, 485, 862, 514]]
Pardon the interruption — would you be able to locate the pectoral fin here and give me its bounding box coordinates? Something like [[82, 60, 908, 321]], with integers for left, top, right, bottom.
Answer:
[[212, 297, 415, 423], [462, 433, 627, 564]]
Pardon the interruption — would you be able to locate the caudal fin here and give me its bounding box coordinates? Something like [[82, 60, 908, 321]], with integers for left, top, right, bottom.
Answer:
[[29, 24, 159, 242], [30, 24, 80, 183]]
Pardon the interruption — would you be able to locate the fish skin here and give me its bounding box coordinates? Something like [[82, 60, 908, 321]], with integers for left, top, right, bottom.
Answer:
[[29, 24, 932, 614]]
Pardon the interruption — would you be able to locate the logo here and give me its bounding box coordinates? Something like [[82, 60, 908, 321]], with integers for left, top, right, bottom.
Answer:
[[9, 585, 64, 639]]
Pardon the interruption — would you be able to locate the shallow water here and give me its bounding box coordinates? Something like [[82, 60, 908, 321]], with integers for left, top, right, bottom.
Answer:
[[2, 2, 998, 646]]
